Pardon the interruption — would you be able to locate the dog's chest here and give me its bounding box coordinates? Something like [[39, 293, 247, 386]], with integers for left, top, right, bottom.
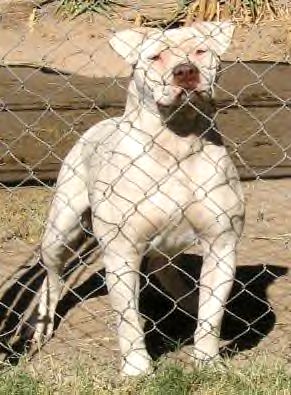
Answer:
[[92, 149, 206, 247], [91, 130, 202, 199], [108, 149, 200, 205], [90, 131, 239, 253]]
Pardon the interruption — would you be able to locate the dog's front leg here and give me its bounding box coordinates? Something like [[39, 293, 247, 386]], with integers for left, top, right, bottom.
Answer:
[[103, 248, 151, 376], [193, 232, 237, 364]]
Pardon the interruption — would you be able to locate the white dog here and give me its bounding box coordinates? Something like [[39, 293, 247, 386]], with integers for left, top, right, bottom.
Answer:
[[33, 22, 245, 376]]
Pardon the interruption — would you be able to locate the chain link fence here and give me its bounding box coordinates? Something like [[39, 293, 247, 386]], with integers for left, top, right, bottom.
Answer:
[[0, 0, 290, 378]]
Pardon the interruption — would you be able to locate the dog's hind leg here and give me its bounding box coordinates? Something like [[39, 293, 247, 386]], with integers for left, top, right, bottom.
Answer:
[[33, 156, 89, 344]]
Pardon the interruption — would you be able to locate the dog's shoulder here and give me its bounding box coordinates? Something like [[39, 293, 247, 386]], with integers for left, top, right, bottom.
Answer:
[[60, 117, 122, 173], [80, 117, 122, 146], [79, 117, 126, 173]]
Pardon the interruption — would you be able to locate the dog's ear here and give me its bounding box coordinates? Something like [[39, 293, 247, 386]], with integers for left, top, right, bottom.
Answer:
[[110, 28, 152, 65], [191, 21, 235, 56]]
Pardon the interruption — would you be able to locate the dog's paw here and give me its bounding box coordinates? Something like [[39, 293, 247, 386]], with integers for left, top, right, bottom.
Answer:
[[191, 352, 226, 371], [31, 317, 54, 346], [121, 350, 152, 377]]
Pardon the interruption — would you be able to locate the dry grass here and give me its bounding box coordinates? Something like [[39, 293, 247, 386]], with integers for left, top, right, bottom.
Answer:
[[52, 0, 289, 23], [1, 355, 290, 394], [0, 187, 52, 245], [56, 0, 122, 18], [183, 0, 285, 24]]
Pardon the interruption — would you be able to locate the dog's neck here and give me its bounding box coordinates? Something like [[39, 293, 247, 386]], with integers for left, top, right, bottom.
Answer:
[[124, 80, 222, 146]]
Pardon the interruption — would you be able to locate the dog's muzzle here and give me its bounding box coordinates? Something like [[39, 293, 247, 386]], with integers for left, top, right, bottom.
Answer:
[[173, 63, 200, 90]]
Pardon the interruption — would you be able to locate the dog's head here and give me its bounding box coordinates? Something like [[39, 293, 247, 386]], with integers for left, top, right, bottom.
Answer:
[[110, 22, 234, 110]]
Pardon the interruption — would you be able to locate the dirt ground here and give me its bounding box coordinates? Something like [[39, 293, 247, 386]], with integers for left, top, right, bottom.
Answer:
[[0, 178, 290, 375]]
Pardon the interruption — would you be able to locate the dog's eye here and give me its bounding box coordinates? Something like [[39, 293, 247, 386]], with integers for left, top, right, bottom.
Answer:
[[196, 49, 207, 55], [149, 55, 160, 61]]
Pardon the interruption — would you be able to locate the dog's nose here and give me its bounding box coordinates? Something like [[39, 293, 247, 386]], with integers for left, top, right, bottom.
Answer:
[[173, 63, 199, 90]]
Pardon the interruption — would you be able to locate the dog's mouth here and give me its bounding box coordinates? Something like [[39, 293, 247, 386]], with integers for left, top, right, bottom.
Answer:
[[179, 88, 208, 102], [157, 87, 211, 109]]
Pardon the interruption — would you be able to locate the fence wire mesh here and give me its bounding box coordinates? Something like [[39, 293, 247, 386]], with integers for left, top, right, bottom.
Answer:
[[0, 0, 290, 378]]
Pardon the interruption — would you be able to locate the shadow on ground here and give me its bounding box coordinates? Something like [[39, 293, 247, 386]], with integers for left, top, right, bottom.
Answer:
[[0, 250, 287, 364], [139, 255, 288, 360]]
